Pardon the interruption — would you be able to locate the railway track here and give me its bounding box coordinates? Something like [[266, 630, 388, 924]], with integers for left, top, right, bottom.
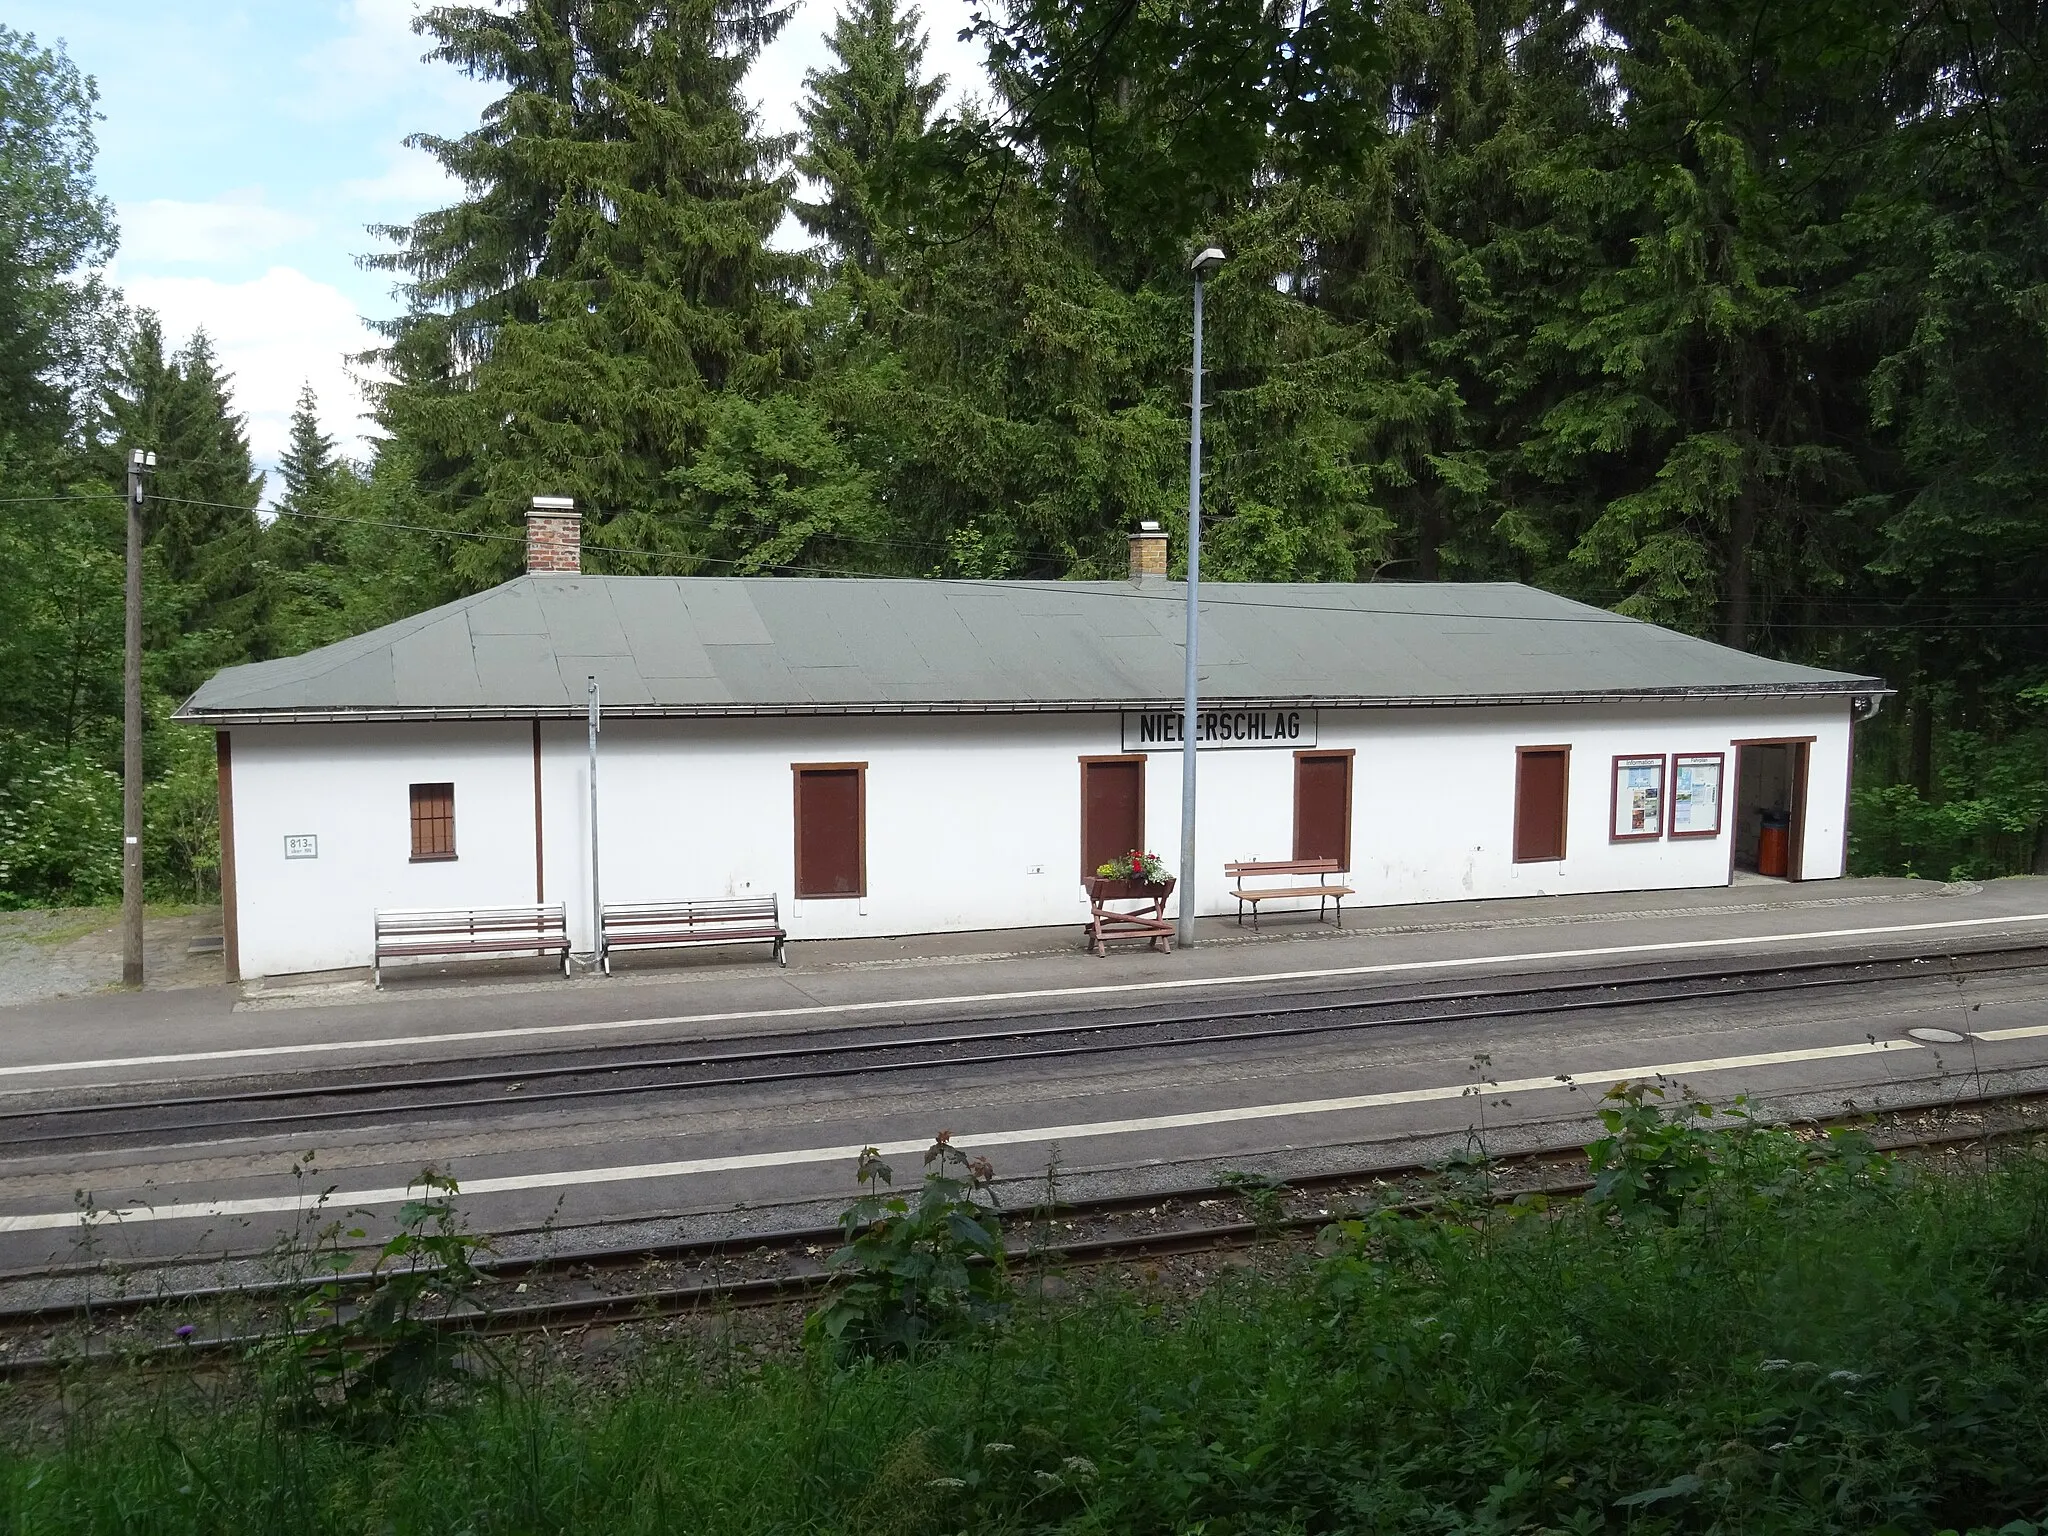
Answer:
[[5, 939, 2043, 1154], [3, 1084, 2044, 1379]]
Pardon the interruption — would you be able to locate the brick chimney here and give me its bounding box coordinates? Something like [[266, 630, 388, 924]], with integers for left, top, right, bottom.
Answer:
[[1129, 520, 1168, 582], [526, 496, 580, 574]]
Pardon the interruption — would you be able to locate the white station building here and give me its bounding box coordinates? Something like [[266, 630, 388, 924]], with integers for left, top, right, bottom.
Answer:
[[178, 507, 1888, 981]]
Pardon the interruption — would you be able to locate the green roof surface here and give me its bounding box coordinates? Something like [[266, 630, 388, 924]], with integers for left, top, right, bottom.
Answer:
[[176, 576, 1883, 722]]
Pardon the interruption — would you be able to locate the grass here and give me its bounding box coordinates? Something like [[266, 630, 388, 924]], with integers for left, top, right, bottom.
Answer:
[[0, 902, 218, 948], [1, 1133, 2044, 1533]]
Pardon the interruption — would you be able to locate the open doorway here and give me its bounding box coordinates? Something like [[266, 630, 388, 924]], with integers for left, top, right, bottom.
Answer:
[[1730, 740, 1810, 881]]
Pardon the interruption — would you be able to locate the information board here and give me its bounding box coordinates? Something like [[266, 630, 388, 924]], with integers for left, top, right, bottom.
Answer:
[[1611, 756, 1666, 840], [1670, 754, 1725, 837]]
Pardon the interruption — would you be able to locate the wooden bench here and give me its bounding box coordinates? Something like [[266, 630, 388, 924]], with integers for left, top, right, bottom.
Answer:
[[373, 903, 570, 988], [1083, 877, 1175, 957], [1224, 859, 1353, 929], [600, 896, 786, 973]]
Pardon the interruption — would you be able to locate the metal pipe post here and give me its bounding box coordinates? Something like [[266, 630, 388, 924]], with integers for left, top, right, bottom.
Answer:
[[1177, 275, 1206, 949], [587, 676, 602, 970]]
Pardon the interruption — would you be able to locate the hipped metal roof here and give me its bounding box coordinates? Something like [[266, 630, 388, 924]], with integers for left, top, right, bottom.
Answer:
[[175, 575, 1884, 724]]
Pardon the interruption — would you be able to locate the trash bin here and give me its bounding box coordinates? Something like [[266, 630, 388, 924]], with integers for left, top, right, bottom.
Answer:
[[1757, 809, 1790, 878]]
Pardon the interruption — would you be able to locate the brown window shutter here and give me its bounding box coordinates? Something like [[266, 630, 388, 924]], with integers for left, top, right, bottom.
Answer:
[[1293, 753, 1352, 865], [795, 766, 865, 897], [1080, 757, 1145, 877], [410, 782, 456, 861], [1513, 748, 1569, 862]]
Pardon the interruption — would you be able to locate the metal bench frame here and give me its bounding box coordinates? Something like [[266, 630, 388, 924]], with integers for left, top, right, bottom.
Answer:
[[1224, 859, 1354, 929], [373, 903, 570, 988], [599, 895, 787, 974]]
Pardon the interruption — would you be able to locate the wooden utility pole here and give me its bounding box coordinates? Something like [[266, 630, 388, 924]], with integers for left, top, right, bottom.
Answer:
[[122, 447, 155, 988]]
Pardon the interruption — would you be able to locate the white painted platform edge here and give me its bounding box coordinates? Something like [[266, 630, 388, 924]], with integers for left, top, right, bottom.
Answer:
[[5, 910, 2044, 1083], [10, 1021, 2046, 1233]]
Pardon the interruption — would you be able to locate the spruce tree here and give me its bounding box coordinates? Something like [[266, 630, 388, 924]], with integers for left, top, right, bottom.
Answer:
[[276, 382, 336, 516], [269, 381, 340, 563], [101, 315, 264, 682], [1524, 3, 1895, 645], [370, 0, 808, 584], [793, 0, 945, 276]]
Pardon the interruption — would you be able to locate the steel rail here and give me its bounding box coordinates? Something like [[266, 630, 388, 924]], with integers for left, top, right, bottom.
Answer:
[[15, 938, 2034, 1121], [5, 1086, 2043, 1319], [3, 1106, 2040, 1379], [5, 943, 2042, 1151]]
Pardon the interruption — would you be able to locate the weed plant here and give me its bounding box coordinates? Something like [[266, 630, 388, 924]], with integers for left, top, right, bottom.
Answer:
[[2, 1100, 2046, 1534], [255, 1168, 498, 1429], [807, 1135, 1007, 1360]]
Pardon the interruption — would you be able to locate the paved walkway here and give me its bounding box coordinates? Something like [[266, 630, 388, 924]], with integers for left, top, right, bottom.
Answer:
[[0, 875, 2042, 1087]]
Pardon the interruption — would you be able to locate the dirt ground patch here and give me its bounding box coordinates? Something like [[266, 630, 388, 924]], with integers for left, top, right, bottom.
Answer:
[[0, 906, 224, 1007]]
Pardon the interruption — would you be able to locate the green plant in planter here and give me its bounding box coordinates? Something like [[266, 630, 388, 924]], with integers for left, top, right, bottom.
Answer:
[[1095, 849, 1171, 883], [807, 1133, 1009, 1360]]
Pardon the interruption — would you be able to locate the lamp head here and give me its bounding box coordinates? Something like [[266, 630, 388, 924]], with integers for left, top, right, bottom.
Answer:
[[1189, 246, 1226, 278]]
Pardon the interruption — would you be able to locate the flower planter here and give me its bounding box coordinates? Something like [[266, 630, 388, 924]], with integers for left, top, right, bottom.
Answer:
[[1085, 877, 1175, 903]]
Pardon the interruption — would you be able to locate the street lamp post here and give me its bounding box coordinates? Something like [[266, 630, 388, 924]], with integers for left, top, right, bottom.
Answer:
[[1178, 246, 1225, 950], [122, 447, 156, 987]]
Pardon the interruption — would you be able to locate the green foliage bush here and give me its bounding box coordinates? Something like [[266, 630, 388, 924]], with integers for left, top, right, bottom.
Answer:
[[0, 738, 120, 908], [1850, 765, 2048, 883], [0, 722, 220, 910], [141, 723, 217, 904], [806, 1134, 1008, 1360], [1849, 688, 2048, 880], [4, 1118, 2047, 1533]]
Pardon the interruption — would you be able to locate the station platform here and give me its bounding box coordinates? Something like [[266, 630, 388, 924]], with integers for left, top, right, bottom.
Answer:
[[2, 874, 2046, 1274], [0, 875, 2043, 1089]]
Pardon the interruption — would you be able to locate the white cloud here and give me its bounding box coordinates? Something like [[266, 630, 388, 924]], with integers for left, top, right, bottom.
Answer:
[[343, 144, 464, 209], [748, 0, 989, 140], [116, 265, 383, 497], [117, 194, 316, 267], [292, 0, 496, 122]]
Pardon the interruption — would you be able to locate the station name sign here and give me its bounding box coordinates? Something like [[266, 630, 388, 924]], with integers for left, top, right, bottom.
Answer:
[[1121, 708, 1318, 752]]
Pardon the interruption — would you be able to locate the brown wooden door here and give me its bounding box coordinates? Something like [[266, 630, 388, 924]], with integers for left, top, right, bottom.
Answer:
[[1293, 753, 1352, 865], [1081, 757, 1145, 878], [795, 766, 865, 897], [1513, 747, 1570, 862]]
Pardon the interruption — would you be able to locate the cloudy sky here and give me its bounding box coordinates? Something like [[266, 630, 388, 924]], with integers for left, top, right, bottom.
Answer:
[[18, 0, 986, 496]]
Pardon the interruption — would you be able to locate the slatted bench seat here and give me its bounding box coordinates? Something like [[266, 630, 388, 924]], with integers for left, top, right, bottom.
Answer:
[[1224, 859, 1353, 929], [373, 903, 570, 988], [600, 896, 786, 973]]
